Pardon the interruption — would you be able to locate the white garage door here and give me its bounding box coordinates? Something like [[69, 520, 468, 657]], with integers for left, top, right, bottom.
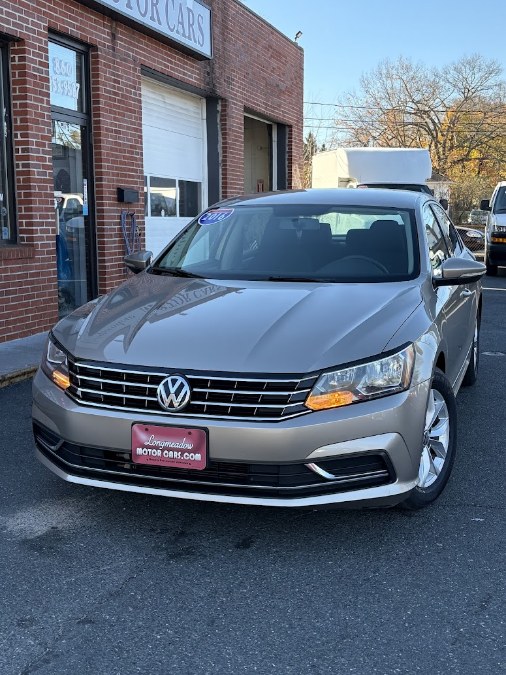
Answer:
[[142, 78, 207, 255]]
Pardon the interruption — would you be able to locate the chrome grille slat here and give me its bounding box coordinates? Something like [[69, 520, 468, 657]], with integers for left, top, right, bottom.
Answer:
[[72, 360, 314, 384], [76, 387, 158, 402], [192, 387, 311, 396], [76, 374, 161, 389], [66, 394, 311, 422], [73, 386, 305, 409], [68, 361, 317, 421], [178, 400, 304, 409]]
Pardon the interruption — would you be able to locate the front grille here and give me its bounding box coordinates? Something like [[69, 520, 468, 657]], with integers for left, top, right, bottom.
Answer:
[[67, 359, 318, 421], [34, 423, 394, 499]]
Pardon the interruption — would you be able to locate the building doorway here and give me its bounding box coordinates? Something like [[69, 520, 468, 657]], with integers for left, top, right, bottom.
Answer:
[[49, 38, 96, 317], [244, 116, 275, 194]]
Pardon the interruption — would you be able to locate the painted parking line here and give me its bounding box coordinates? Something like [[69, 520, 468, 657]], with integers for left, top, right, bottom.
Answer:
[[482, 287, 506, 291]]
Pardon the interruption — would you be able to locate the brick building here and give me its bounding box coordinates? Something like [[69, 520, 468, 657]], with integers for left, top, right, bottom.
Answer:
[[0, 0, 303, 342]]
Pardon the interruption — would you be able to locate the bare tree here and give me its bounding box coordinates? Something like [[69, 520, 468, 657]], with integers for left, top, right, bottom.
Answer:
[[338, 55, 506, 180]]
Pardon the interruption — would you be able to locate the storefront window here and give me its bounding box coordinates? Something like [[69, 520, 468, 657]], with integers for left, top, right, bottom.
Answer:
[[48, 41, 84, 113], [0, 44, 15, 244]]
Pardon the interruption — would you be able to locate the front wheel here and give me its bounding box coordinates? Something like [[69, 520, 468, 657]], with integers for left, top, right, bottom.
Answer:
[[402, 369, 457, 510], [486, 256, 498, 276]]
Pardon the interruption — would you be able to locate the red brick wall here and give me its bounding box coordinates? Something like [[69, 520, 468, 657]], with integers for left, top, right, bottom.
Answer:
[[0, 0, 303, 342]]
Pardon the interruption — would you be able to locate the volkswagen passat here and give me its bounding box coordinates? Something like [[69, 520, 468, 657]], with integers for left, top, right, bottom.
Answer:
[[32, 189, 486, 509]]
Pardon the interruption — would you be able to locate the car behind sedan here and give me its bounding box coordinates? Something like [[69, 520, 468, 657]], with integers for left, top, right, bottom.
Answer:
[[32, 189, 485, 509], [481, 182, 506, 275]]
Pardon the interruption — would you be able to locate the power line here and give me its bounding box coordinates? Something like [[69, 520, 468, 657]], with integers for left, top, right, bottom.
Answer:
[[304, 116, 506, 126], [304, 101, 506, 115]]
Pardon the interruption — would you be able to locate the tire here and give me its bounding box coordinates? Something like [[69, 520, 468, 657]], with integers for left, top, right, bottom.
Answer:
[[462, 316, 480, 387], [401, 369, 457, 510], [486, 257, 498, 276]]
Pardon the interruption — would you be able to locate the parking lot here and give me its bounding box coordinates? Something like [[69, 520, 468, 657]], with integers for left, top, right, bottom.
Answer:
[[1, 274, 505, 675]]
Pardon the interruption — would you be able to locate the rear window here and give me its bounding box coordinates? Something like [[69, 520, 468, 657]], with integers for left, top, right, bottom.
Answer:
[[152, 204, 420, 283]]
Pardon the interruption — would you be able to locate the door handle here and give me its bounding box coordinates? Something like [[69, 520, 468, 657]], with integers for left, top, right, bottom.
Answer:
[[460, 288, 473, 297]]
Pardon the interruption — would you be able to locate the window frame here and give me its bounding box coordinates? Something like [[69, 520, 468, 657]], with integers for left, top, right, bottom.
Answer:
[[422, 202, 450, 272], [0, 41, 16, 245], [430, 202, 462, 255], [144, 174, 202, 219]]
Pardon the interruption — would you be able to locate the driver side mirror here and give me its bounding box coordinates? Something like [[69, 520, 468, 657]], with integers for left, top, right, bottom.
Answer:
[[125, 250, 152, 274], [433, 258, 486, 286]]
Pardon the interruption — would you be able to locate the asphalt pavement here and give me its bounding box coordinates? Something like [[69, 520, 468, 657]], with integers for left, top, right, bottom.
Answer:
[[0, 274, 505, 675]]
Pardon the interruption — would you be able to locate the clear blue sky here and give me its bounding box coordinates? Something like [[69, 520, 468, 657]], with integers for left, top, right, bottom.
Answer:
[[241, 0, 506, 103]]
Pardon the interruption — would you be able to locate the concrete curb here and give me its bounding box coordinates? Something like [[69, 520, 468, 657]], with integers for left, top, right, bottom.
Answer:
[[0, 366, 38, 388]]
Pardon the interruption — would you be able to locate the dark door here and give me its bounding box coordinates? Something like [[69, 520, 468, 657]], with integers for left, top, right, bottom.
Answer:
[[49, 38, 96, 317]]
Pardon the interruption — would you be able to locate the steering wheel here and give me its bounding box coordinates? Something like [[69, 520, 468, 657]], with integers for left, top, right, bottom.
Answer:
[[334, 255, 389, 274]]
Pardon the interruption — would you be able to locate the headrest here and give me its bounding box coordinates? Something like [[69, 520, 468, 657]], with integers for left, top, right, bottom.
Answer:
[[279, 218, 325, 231], [369, 219, 403, 232]]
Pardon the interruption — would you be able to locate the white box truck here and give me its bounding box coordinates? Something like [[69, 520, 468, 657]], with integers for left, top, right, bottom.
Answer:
[[312, 147, 433, 194]]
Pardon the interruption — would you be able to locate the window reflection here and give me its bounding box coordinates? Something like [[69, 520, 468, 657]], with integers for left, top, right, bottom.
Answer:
[[145, 175, 201, 218], [52, 120, 88, 316], [149, 177, 176, 217], [0, 45, 14, 243]]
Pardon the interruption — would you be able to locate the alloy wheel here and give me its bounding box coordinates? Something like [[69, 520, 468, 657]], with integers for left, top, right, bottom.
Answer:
[[418, 389, 450, 488]]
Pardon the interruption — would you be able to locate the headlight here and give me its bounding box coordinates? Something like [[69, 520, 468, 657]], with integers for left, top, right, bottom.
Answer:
[[305, 345, 415, 411], [42, 335, 70, 390]]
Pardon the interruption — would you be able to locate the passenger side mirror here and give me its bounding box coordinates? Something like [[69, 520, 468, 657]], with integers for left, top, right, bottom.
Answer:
[[433, 258, 486, 286], [125, 250, 152, 273], [480, 199, 491, 211]]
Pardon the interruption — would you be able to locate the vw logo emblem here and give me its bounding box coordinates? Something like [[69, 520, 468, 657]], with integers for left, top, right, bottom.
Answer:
[[157, 375, 191, 412]]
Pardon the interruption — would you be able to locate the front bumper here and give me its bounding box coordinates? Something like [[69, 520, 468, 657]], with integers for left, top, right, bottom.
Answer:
[[32, 369, 430, 508], [488, 238, 506, 265]]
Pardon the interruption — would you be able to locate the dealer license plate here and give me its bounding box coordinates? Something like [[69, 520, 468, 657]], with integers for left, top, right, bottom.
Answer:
[[131, 424, 207, 470]]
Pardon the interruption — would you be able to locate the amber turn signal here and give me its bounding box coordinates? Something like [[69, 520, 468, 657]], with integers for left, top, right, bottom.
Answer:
[[305, 391, 355, 411], [52, 370, 70, 390]]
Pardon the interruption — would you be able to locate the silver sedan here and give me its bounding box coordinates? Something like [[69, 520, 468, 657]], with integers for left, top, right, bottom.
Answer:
[[32, 189, 485, 509]]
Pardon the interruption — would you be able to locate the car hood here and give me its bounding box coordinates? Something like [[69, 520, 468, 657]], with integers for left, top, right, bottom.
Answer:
[[53, 273, 423, 374]]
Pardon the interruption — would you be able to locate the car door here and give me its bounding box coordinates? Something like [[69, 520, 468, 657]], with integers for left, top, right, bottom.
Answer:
[[422, 202, 475, 387], [431, 202, 478, 364]]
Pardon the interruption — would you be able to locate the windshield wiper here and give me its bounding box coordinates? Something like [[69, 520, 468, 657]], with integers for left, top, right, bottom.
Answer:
[[494, 208, 506, 214], [149, 266, 204, 278]]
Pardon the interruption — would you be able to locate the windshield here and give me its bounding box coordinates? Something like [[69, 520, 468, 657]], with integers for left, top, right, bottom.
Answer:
[[152, 204, 419, 283], [493, 187, 506, 213]]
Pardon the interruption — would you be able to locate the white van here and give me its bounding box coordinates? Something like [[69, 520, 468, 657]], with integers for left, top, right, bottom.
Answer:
[[480, 181, 506, 275]]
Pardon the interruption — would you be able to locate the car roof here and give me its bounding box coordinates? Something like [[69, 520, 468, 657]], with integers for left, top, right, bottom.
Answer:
[[216, 188, 428, 209]]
